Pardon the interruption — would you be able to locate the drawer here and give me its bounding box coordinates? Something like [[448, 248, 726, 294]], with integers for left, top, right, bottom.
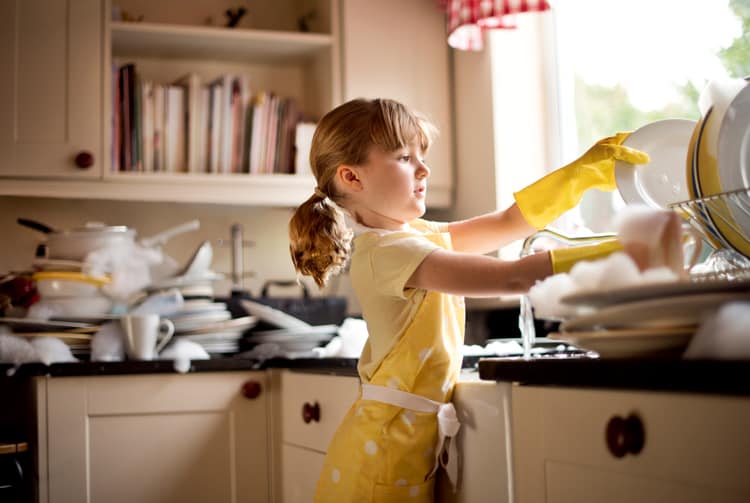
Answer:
[[512, 386, 750, 502], [280, 371, 360, 452]]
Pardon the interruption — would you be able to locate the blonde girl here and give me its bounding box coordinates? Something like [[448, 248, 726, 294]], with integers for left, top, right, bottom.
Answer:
[[289, 98, 651, 501]]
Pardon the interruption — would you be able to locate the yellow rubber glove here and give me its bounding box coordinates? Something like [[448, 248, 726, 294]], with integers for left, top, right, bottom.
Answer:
[[514, 133, 650, 230], [549, 240, 623, 274]]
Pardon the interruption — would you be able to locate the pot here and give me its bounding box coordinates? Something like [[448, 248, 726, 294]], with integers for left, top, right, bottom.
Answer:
[[18, 219, 136, 260]]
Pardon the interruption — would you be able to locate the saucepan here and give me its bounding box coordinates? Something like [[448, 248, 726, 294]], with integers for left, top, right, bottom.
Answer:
[[18, 218, 200, 261]]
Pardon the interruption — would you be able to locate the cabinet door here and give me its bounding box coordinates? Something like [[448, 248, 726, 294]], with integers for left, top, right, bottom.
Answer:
[[280, 444, 326, 503], [42, 372, 268, 503], [340, 0, 453, 207], [0, 0, 102, 178], [512, 386, 750, 503]]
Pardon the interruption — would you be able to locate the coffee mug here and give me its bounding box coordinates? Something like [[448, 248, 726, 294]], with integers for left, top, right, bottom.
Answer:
[[120, 314, 175, 360]]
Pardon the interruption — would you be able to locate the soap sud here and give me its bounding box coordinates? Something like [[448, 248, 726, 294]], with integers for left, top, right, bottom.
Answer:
[[85, 241, 164, 301], [312, 318, 366, 358], [159, 339, 209, 373], [685, 302, 750, 359], [91, 322, 125, 362], [529, 252, 679, 320], [1, 331, 78, 375]]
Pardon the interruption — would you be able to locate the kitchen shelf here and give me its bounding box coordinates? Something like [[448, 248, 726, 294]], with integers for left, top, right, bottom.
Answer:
[[111, 21, 333, 63], [0, 174, 317, 206]]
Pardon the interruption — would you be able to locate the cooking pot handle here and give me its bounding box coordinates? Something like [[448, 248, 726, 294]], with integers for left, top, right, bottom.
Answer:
[[17, 218, 55, 234], [260, 280, 310, 298], [140, 220, 200, 248]]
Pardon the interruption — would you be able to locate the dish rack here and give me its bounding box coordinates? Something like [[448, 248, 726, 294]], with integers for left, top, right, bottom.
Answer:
[[668, 187, 750, 280]]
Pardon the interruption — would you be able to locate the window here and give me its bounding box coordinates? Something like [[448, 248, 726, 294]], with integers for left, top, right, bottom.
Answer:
[[551, 0, 745, 233]]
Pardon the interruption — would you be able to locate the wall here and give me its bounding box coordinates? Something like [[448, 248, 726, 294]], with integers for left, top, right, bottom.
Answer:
[[0, 196, 359, 310]]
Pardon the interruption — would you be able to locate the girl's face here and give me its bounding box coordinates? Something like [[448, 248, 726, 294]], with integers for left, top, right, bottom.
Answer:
[[353, 139, 431, 230]]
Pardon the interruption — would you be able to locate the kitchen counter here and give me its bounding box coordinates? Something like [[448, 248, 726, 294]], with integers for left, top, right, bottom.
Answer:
[[478, 356, 750, 396]]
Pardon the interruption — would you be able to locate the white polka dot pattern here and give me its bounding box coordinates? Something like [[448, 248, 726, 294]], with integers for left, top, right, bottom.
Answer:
[[332, 468, 341, 483], [365, 440, 378, 455]]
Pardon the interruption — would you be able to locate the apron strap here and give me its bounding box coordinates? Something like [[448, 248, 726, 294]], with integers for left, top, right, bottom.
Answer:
[[361, 383, 461, 490]]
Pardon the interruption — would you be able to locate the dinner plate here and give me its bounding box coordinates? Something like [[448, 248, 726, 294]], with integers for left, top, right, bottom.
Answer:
[[251, 324, 339, 339], [560, 277, 750, 308], [0, 317, 95, 332], [717, 84, 750, 251], [239, 299, 311, 329], [549, 327, 694, 358], [171, 310, 232, 332], [174, 315, 257, 335], [615, 119, 696, 208], [15, 331, 93, 345], [559, 291, 750, 332]]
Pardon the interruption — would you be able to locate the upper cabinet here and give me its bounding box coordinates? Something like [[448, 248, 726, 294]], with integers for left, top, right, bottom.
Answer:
[[340, 0, 454, 207], [0, 0, 453, 208], [0, 0, 103, 178]]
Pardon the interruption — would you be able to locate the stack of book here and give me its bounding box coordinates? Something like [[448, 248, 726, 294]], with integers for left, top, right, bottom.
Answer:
[[112, 63, 306, 175]]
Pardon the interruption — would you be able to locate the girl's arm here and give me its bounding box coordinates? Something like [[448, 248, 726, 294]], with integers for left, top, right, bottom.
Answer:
[[447, 203, 536, 254], [406, 249, 552, 297]]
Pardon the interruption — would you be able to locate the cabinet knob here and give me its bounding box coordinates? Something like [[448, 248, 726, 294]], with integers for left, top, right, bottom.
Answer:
[[606, 413, 645, 458], [302, 401, 320, 423], [242, 380, 262, 399], [74, 151, 94, 169]]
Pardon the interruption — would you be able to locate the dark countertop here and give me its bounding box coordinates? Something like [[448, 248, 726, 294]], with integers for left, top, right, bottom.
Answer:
[[478, 356, 750, 396]]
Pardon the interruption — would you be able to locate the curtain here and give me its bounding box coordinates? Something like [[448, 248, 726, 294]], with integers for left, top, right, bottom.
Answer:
[[441, 0, 551, 51]]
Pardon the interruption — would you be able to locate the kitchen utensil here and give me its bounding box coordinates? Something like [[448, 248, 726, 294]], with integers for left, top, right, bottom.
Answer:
[[559, 291, 750, 332], [175, 240, 213, 277], [32, 271, 110, 297], [139, 219, 200, 249], [549, 326, 694, 358], [18, 220, 137, 261], [120, 314, 175, 360], [614, 119, 695, 208]]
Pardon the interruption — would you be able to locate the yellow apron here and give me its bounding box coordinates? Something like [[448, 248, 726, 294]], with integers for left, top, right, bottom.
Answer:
[[315, 232, 465, 502]]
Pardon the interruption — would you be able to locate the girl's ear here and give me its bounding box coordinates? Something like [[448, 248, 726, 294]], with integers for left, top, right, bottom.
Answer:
[[336, 165, 363, 192]]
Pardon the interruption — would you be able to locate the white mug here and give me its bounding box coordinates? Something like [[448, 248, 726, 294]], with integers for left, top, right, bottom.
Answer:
[[120, 314, 175, 360]]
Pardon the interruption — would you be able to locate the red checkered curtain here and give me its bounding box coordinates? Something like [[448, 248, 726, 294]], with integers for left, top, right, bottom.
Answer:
[[441, 0, 551, 50]]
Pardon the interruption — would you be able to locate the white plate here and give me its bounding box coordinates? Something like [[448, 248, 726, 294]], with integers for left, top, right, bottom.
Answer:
[[561, 277, 750, 308], [251, 324, 338, 339], [0, 317, 95, 332], [239, 299, 311, 329], [175, 316, 257, 335], [171, 311, 232, 332], [615, 119, 696, 208], [148, 272, 224, 290], [549, 327, 694, 358], [718, 84, 750, 246], [559, 291, 750, 331]]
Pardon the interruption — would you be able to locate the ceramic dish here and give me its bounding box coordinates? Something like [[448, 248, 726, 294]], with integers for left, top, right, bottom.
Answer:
[[0, 317, 94, 332], [171, 310, 232, 332], [717, 83, 750, 246], [615, 119, 696, 208], [559, 291, 750, 332], [695, 79, 750, 257], [239, 299, 311, 329], [560, 276, 750, 308], [174, 316, 257, 335], [549, 327, 694, 358]]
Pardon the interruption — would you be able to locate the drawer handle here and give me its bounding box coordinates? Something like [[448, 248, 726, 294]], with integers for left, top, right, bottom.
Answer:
[[241, 380, 262, 399], [606, 413, 645, 458], [74, 151, 94, 169], [302, 401, 320, 423]]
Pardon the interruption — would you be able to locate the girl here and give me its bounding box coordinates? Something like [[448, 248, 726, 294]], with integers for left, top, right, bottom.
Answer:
[[288, 98, 651, 502]]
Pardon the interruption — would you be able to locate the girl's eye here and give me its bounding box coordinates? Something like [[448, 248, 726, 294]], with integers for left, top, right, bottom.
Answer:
[[398, 155, 411, 162]]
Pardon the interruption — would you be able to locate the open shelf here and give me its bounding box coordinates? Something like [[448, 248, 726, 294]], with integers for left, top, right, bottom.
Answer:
[[111, 21, 333, 63]]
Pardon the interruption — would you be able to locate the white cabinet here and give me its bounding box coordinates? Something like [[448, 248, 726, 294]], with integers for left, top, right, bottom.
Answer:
[[35, 371, 269, 503], [436, 375, 514, 503], [0, 0, 455, 208], [270, 370, 360, 503], [512, 385, 750, 503], [0, 0, 103, 178], [340, 0, 454, 208]]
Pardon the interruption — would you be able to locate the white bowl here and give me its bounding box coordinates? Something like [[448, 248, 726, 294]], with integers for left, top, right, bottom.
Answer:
[[30, 296, 113, 318], [36, 277, 103, 297]]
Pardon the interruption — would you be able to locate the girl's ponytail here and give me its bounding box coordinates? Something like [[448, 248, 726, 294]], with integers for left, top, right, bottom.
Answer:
[[289, 190, 353, 288]]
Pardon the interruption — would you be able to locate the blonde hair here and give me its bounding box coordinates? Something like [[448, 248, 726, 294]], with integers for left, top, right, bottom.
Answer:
[[289, 98, 437, 287]]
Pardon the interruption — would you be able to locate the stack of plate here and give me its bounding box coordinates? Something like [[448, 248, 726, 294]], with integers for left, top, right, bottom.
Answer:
[[239, 299, 337, 354], [549, 278, 750, 358], [167, 300, 257, 355], [0, 317, 98, 359], [147, 272, 224, 301]]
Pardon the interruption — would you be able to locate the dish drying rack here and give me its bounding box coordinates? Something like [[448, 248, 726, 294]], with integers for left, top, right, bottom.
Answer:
[[669, 187, 750, 280], [515, 189, 750, 356]]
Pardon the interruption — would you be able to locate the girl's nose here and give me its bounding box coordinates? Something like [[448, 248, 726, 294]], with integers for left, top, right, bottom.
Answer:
[[416, 160, 430, 179]]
